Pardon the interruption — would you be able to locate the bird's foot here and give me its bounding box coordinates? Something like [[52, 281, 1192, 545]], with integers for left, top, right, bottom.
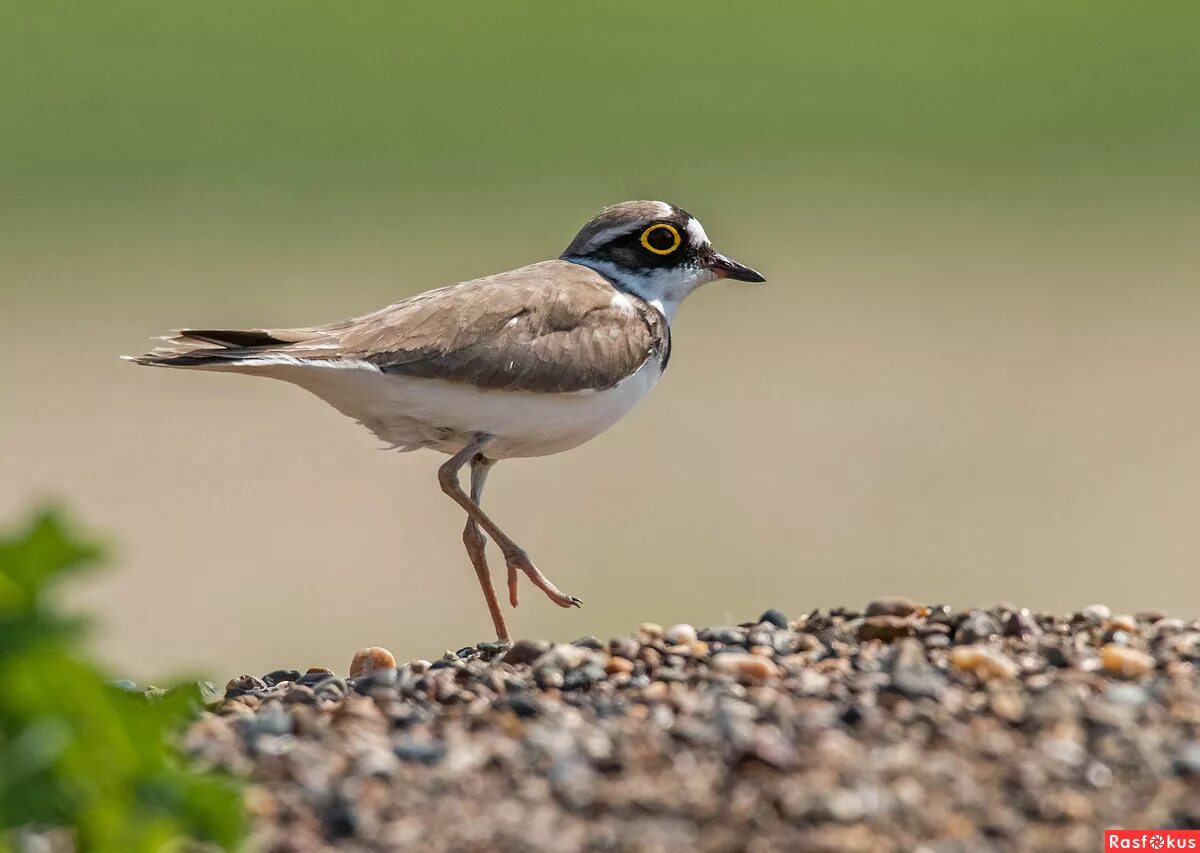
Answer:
[[504, 549, 582, 610]]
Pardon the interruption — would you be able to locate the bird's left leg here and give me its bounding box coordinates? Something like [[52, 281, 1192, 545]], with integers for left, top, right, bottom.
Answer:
[[463, 453, 509, 640], [438, 434, 582, 613]]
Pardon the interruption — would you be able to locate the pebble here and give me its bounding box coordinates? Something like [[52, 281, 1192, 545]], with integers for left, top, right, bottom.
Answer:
[[608, 635, 641, 660], [261, 669, 300, 687], [1099, 644, 1155, 678], [502, 638, 550, 666], [394, 740, 447, 765], [504, 691, 542, 719], [534, 643, 600, 672], [888, 638, 946, 699], [1002, 608, 1041, 638], [698, 625, 747, 646], [857, 615, 914, 642], [1103, 614, 1139, 634], [1174, 742, 1200, 777], [955, 611, 1001, 644], [864, 596, 919, 618], [185, 604, 1200, 851], [758, 608, 789, 628], [1080, 604, 1112, 625], [950, 645, 1019, 680], [711, 652, 778, 682], [348, 647, 396, 679], [604, 655, 634, 675], [664, 623, 697, 645], [225, 674, 265, 696]]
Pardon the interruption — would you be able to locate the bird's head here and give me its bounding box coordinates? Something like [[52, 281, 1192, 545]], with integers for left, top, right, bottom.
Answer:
[[561, 200, 765, 319]]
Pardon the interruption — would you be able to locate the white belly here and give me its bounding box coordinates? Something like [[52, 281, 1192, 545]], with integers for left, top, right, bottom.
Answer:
[[228, 358, 663, 459]]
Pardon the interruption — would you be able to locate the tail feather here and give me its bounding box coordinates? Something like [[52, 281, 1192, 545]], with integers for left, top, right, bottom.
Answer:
[[127, 327, 323, 368], [176, 329, 292, 349]]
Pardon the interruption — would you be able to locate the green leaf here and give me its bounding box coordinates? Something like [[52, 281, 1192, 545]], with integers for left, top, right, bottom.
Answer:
[[0, 509, 246, 850]]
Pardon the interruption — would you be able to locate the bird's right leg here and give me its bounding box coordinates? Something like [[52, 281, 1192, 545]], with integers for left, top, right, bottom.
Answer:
[[438, 435, 582, 621]]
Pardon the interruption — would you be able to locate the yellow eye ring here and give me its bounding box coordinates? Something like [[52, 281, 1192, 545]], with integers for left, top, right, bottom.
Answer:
[[639, 223, 681, 255]]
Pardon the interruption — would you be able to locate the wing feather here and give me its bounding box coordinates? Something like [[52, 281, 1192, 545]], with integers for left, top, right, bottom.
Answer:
[[132, 260, 669, 394]]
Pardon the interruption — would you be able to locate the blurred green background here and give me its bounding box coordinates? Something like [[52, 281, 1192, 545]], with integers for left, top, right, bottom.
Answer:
[[3, 2, 1199, 678]]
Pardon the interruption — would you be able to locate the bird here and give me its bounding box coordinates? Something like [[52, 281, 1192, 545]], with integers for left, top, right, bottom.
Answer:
[[129, 200, 765, 641]]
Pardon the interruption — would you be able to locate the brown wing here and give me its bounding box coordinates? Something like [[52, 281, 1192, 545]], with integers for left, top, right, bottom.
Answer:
[[133, 260, 668, 394], [336, 260, 667, 393]]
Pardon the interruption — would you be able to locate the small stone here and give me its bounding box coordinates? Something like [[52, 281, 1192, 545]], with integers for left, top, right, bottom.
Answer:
[[864, 597, 918, 618], [605, 655, 634, 675], [638, 622, 664, 639], [950, 645, 1018, 680], [1103, 629, 1134, 647], [562, 662, 606, 690], [698, 626, 747, 646], [504, 692, 542, 718], [476, 640, 511, 657], [394, 740, 446, 765], [664, 623, 698, 645], [225, 674, 265, 696], [282, 683, 317, 705], [711, 652, 779, 682], [1099, 644, 1155, 678], [349, 647, 396, 679], [298, 670, 337, 687], [1103, 614, 1139, 634], [534, 643, 598, 672], [351, 667, 398, 693], [955, 611, 1001, 644], [1174, 742, 1200, 777], [989, 688, 1026, 722], [571, 635, 604, 650], [1080, 604, 1112, 625], [502, 638, 551, 666], [1002, 608, 1041, 638], [758, 608, 789, 628], [746, 630, 772, 648], [888, 638, 945, 700], [247, 703, 292, 737], [261, 669, 300, 687], [609, 636, 641, 660], [1104, 683, 1150, 708], [641, 681, 669, 701], [857, 615, 914, 642]]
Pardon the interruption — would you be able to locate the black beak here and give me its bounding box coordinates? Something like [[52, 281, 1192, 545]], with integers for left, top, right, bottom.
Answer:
[[707, 251, 766, 283]]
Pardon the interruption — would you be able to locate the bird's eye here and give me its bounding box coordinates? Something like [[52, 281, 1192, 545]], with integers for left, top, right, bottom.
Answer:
[[639, 223, 681, 255]]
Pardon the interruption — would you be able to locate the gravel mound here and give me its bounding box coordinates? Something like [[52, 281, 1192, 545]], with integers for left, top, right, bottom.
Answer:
[[187, 602, 1200, 852]]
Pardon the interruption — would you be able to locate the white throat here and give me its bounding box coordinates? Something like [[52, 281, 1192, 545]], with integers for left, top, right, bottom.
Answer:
[[567, 258, 718, 321]]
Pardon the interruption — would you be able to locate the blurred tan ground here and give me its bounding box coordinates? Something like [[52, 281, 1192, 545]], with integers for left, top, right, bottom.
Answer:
[[3, 186, 1199, 679]]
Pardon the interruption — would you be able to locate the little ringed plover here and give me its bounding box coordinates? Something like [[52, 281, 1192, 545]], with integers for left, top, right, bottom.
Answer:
[[130, 200, 765, 640]]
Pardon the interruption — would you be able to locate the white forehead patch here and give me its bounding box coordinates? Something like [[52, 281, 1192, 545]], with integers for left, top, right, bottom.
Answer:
[[649, 200, 675, 219], [686, 217, 710, 247]]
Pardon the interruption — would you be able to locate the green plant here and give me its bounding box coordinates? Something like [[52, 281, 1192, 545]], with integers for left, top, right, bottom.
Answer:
[[0, 511, 245, 852]]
